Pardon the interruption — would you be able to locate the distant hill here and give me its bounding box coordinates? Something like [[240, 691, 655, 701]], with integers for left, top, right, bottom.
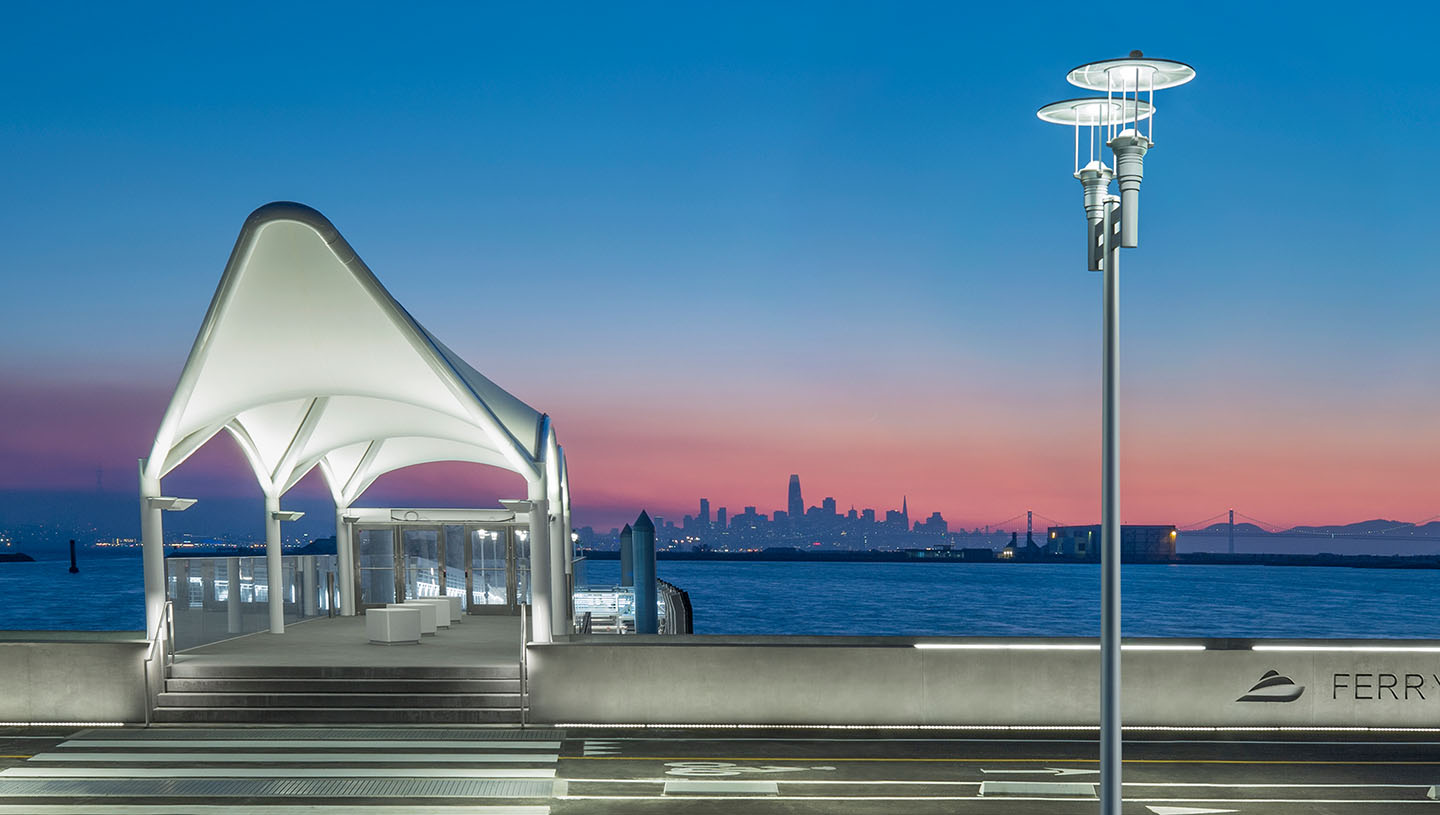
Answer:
[[1290, 519, 1413, 535]]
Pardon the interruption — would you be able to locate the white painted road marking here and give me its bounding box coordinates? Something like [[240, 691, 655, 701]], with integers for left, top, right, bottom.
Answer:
[[2, 767, 558, 779], [980, 767, 1100, 776], [1146, 808, 1240, 814], [663, 761, 836, 776], [664, 779, 780, 795], [29, 752, 559, 763], [60, 740, 561, 750]]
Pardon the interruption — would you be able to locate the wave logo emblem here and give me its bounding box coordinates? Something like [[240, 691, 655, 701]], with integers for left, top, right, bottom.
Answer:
[[1237, 669, 1305, 702]]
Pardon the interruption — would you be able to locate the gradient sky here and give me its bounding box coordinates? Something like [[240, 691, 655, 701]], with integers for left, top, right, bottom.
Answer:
[[2, 2, 1437, 534]]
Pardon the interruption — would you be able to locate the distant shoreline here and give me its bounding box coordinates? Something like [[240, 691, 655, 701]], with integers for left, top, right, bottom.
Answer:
[[582, 549, 1440, 569], [0, 552, 36, 563]]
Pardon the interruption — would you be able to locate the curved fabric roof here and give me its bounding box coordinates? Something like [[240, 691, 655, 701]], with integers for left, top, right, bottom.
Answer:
[[144, 202, 551, 504]]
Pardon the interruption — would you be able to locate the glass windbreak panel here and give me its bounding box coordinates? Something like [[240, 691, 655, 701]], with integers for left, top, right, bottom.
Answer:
[[443, 525, 467, 604], [403, 527, 442, 599], [515, 531, 531, 605], [357, 527, 396, 606], [470, 528, 507, 606]]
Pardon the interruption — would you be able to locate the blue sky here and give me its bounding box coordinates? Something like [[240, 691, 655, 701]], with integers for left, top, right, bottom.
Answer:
[[2, 1, 1437, 530]]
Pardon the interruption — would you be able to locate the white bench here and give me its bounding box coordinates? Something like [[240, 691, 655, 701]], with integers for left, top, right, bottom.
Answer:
[[441, 594, 464, 622], [410, 597, 455, 628], [388, 601, 440, 635], [366, 607, 421, 645]]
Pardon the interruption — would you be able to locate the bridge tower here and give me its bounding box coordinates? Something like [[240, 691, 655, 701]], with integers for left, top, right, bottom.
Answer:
[[1228, 508, 1235, 555]]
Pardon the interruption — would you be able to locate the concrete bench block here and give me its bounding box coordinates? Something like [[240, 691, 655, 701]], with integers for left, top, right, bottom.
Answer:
[[441, 594, 463, 621], [388, 602, 439, 634], [365, 607, 421, 645], [411, 597, 455, 627]]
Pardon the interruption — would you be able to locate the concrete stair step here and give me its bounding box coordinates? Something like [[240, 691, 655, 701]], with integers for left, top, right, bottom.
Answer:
[[149, 706, 524, 724], [164, 677, 520, 693], [157, 692, 521, 709], [167, 664, 518, 680]]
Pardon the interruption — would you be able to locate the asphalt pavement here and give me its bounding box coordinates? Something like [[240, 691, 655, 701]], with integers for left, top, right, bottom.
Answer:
[[1, 726, 1437, 813]]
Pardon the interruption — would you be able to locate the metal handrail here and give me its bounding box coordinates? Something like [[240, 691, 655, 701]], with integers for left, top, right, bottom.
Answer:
[[519, 603, 528, 728], [141, 600, 174, 726]]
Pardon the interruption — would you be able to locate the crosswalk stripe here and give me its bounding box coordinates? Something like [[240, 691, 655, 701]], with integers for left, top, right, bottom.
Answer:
[[28, 752, 559, 764], [60, 740, 560, 750], [0, 808, 550, 815], [2, 767, 558, 779]]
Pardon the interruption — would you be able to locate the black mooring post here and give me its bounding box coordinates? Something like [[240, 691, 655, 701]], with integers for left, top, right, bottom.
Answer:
[[68, 539, 79, 573]]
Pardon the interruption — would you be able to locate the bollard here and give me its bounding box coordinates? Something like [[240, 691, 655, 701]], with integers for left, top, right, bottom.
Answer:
[[632, 511, 657, 634], [68, 540, 79, 574], [619, 524, 634, 587]]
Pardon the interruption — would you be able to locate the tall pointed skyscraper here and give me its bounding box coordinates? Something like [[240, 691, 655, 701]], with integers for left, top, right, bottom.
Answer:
[[788, 474, 804, 520], [902, 496, 909, 527]]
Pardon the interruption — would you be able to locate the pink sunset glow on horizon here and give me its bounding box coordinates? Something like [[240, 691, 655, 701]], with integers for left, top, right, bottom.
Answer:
[[2, 365, 1435, 534]]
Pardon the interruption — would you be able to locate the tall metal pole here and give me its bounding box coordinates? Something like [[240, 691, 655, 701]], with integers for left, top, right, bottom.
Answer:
[[1099, 198, 1122, 814]]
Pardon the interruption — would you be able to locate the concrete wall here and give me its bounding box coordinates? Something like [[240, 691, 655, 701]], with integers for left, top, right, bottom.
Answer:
[[528, 637, 1440, 727], [0, 636, 150, 723]]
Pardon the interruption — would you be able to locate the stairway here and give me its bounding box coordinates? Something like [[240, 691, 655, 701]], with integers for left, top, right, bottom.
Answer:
[[153, 663, 524, 724]]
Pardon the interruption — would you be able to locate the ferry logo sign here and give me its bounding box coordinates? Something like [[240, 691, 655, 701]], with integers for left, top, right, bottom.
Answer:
[[1237, 670, 1305, 703]]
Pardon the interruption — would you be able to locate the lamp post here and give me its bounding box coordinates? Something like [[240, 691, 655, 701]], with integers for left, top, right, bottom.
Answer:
[[1038, 52, 1194, 815]]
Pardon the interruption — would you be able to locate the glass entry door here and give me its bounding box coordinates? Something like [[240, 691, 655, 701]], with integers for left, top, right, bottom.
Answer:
[[402, 527, 442, 599], [355, 527, 399, 608]]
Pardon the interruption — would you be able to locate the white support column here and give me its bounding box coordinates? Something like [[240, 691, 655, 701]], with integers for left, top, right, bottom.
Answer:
[[336, 507, 355, 616], [548, 497, 567, 639], [139, 464, 166, 641], [265, 494, 285, 634], [302, 555, 317, 617], [527, 480, 552, 644], [225, 556, 241, 633]]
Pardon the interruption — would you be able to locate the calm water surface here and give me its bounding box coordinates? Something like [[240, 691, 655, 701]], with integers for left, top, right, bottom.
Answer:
[[3, 554, 1437, 638]]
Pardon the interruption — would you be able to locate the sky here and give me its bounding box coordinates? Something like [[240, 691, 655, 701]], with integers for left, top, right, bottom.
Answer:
[[1, 1, 1438, 537]]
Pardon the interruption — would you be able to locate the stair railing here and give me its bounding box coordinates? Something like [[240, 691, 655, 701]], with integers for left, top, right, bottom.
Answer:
[[141, 599, 174, 726], [519, 602, 528, 727]]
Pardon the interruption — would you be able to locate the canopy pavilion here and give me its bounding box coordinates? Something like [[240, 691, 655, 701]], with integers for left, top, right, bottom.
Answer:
[[139, 202, 573, 653]]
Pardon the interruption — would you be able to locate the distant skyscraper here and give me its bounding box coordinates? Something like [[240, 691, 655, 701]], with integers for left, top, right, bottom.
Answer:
[[717, 507, 727, 529], [699, 498, 711, 526], [902, 496, 909, 526], [822, 496, 837, 516], [788, 474, 803, 520]]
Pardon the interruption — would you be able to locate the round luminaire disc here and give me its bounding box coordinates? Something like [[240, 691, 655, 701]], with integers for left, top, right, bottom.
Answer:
[[1067, 57, 1196, 92], [1036, 97, 1153, 126]]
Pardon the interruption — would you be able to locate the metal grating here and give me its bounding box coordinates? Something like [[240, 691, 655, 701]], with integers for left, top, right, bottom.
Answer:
[[75, 727, 560, 741], [0, 777, 554, 798]]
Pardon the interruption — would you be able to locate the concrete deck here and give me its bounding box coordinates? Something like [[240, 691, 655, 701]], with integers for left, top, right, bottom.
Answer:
[[175, 614, 524, 669]]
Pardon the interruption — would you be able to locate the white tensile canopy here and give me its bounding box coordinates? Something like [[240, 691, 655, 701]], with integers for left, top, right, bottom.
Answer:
[[139, 202, 572, 643]]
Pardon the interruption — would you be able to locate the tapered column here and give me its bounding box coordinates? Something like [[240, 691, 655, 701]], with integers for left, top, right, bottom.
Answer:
[[619, 524, 634, 587], [336, 507, 355, 616], [632, 511, 657, 634], [226, 557, 241, 633], [302, 555, 317, 617], [139, 466, 166, 640], [548, 497, 568, 638], [526, 481, 552, 643], [265, 494, 284, 634]]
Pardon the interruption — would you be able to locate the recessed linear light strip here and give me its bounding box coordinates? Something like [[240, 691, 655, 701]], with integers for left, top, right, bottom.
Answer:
[[1254, 645, 1440, 653], [0, 722, 125, 727], [554, 723, 1440, 732], [913, 643, 1204, 651]]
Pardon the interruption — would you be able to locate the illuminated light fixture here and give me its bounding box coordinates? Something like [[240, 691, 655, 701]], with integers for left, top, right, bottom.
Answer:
[[270, 510, 305, 522], [1039, 52, 1195, 815], [145, 497, 196, 512], [1253, 645, 1440, 653], [913, 643, 1204, 651]]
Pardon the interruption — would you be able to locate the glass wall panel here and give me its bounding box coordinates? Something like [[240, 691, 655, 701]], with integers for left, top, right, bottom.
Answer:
[[402, 527, 441, 599], [470, 528, 507, 606], [356, 527, 396, 606]]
